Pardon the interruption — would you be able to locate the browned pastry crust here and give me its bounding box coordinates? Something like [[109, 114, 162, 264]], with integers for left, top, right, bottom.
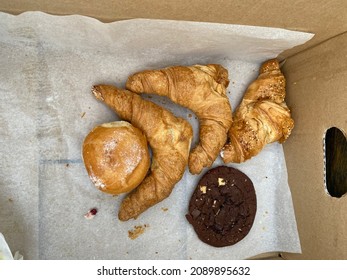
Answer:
[[82, 121, 150, 195], [126, 64, 232, 175], [92, 85, 193, 221], [221, 59, 294, 163]]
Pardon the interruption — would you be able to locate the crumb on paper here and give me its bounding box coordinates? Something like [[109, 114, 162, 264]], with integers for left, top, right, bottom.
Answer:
[[188, 113, 192, 118], [81, 112, 86, 118], [8, 198, 13, 203], [128, 224, 149, 240], [65, 163, 69, 168], [161, 207, 168, 212], [84, 208, 98, 219]]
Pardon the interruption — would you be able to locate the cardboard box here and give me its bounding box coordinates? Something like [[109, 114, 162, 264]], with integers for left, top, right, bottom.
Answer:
[[0, 0, 346, 259]]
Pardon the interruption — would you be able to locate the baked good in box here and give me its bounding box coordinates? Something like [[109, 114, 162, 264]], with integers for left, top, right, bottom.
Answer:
[[186, 166, 257, 247], [92, 85, 193, 221], [126, 64, 232, 175], [221, 59, 294, 163], [82, 121, 150, 195]]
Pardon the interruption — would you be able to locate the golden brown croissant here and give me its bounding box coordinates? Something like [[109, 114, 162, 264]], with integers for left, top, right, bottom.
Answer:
[[92, 85, 193, 221], [221, 59, 294, 163], [126, 64, 232, 175]]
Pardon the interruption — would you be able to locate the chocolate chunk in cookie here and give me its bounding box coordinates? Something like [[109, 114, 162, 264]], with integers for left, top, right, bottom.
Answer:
[[186, 166, 257, 247]]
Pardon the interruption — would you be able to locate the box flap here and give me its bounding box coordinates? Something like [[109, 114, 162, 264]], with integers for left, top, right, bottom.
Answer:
[[282, 33, 347, 259], [1, 0, 346, 57]]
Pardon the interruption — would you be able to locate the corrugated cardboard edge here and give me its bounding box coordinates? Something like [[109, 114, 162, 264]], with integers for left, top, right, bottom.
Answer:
[[282, 32, 347, 259]]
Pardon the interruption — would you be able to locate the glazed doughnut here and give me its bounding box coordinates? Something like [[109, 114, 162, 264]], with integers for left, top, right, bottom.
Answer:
[[82, 121, 150, 195]]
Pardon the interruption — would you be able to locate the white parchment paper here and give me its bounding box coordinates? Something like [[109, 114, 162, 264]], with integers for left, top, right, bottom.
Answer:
[[0, 11, 313, 259]]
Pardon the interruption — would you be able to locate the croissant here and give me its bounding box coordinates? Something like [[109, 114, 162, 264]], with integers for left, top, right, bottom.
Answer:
[[221, 59, 294, 163], [92, 85, 193, 221], [126, 64, 232, 175]]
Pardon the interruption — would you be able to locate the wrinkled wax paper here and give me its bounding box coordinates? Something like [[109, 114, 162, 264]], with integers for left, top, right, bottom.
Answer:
[[0, 11, 313, 259]]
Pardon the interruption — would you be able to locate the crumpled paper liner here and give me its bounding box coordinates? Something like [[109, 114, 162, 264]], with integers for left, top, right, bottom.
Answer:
[[0, 233, 23, 260]]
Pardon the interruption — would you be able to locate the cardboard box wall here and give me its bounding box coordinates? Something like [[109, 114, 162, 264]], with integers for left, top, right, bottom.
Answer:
[[1, 0, 346, 259]]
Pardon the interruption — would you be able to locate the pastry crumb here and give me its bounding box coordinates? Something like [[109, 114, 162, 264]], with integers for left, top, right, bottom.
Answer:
[[128, 224, 149, 240], [81, 112, 86, 118], [84, 208, 98, 219], [161, 207, 168, 212]]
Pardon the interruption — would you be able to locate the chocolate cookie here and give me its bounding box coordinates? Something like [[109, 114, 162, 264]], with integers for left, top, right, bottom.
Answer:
[[186, 166, 257, 247]]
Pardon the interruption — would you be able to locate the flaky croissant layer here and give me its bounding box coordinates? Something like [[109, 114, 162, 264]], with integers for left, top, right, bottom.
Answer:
[[221, 59, 294, 163], [126, 64, 232, 175]]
